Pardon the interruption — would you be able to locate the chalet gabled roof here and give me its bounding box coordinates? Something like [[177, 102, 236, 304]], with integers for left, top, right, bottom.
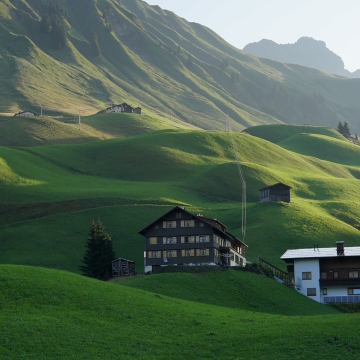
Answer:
[[138, 206, 196, 235], [259, 182, 292, 191]]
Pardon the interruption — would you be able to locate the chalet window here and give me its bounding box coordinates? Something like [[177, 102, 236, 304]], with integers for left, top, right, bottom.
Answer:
[[235, 255, 240, 264], [196, 249, 209, 257], [182, 249, 195, 257], [349, 271, 359, 278], [176, 212, 182, 218], [149, 237, 157, 245], [302, 272, 312, 280], [154, 225, 158, 229], [163, 250, 177, 258], [214, 249, 219, 258], [163, 237, 177, 245], [348, 288, 360, 295], [307, 288, 316, 296], [322, 288, 327, 295], [333, 271, 339, 279], [148, 251, 161, 258], [181, 220, 194, 227], [200, 222, 204, 227], [167, 221, 174, 228], [321, 272, 327, 279], [197, 235, 209, 243], [181, 236, 195, 244]]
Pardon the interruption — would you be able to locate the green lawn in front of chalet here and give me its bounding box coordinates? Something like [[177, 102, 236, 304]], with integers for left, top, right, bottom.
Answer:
[[3, 265, 360, 360]]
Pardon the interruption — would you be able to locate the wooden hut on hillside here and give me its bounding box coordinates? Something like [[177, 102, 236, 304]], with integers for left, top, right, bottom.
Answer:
[[112, 258, 136, 277], [259, 182, 291, 203]]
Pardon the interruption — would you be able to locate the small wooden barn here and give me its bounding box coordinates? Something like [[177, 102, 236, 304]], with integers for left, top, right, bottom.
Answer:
[[112, 257, 136, 277], [133, 107, 142, 115], [259, 182, 291, 203]]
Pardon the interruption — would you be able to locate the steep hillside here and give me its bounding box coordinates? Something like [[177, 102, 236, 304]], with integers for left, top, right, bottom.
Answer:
[[4, 265, 359, 360], [1, 126, 360, 271], [0, 0, 360, 133]]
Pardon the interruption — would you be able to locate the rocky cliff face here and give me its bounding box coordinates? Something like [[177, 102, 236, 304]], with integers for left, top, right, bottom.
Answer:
[[244, 37, 359, 78]]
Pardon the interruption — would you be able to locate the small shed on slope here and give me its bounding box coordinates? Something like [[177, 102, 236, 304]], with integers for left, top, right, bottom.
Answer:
[[259, 182, 291, 203], [112, 258, 136, 277]]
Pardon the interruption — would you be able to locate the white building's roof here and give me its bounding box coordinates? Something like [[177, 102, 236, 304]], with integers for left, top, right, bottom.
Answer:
[[281, 246, 360, 260]]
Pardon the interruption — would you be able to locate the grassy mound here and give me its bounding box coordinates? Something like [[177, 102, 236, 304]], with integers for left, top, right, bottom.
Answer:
[[279, 133, 360, 166], [4, 265, 360, 360], [244, 124, 343, 143], [0, 116, 97, 147], [119, 268, 337, 316]]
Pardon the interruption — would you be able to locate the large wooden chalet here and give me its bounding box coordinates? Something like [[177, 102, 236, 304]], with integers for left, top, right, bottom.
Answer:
[[139, 206, 247, 273], [281, 241, 360, 303], [260, 182, 291, 203]]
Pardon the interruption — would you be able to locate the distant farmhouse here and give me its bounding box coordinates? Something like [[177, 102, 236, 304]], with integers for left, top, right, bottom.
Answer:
[[281, 241, 360, 304], [104, 102, 142, 115], [14, 110, 38, 117], [139, 206, 248, 273], [260, 182, 291, 203]]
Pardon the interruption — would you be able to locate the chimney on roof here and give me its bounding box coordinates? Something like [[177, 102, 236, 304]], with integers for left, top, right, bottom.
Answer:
[[336, 241, 345, 256]]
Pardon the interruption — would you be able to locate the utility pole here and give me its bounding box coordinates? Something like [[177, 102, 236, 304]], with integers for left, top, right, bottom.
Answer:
[[78, 110, 81, 128]]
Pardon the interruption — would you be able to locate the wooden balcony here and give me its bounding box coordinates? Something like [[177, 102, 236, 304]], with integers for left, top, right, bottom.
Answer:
[[320, 278, 360, 287]]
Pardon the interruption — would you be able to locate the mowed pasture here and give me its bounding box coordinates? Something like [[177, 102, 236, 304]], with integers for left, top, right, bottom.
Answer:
[[3, 265, 360, 360], [1, 123, 360, 271]]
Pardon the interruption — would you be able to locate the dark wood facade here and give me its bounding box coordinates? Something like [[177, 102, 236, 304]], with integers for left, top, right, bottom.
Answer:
[[139, 206, 247, 272], [260, 182, 291, 203], [319, 257, 360, 287], [133, 107, 142, 114], [120, 103, 134, 113]]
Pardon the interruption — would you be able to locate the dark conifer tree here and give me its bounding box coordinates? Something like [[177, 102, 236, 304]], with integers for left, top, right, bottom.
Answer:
[[337, 121, 344, 135], [343, 121, 351, 137], [90, 31, 101, 57], [40, 14, 51, 34], [79, 220, 116, 281]]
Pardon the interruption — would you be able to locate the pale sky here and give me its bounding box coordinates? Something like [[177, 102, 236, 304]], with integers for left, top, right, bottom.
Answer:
[[145, 0, 360, 72]]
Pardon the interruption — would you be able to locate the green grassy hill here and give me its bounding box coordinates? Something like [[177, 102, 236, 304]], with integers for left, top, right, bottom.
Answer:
[[1, 125, 360, 272], [1, 0, 360, 133], [244, 124, 343, 143], [0, 112, 194, 146], [5, 265, 360, 360]]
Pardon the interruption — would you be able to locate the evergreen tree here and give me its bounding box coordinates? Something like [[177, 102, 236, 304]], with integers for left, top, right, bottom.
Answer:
[[343, 121, 351, 137], [40, 14, 51, 33], [79, 220, 116, 281], [90, 31, 101, 57], [51, 17, 67, 49], [337, 121, 344, 135]]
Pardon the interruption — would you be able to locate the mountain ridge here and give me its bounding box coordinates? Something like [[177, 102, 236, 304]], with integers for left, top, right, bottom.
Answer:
[[244, 36, 360, 78]]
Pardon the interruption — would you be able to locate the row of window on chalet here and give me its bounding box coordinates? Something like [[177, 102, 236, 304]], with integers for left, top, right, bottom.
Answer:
[[302, 270, 360, 280]]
